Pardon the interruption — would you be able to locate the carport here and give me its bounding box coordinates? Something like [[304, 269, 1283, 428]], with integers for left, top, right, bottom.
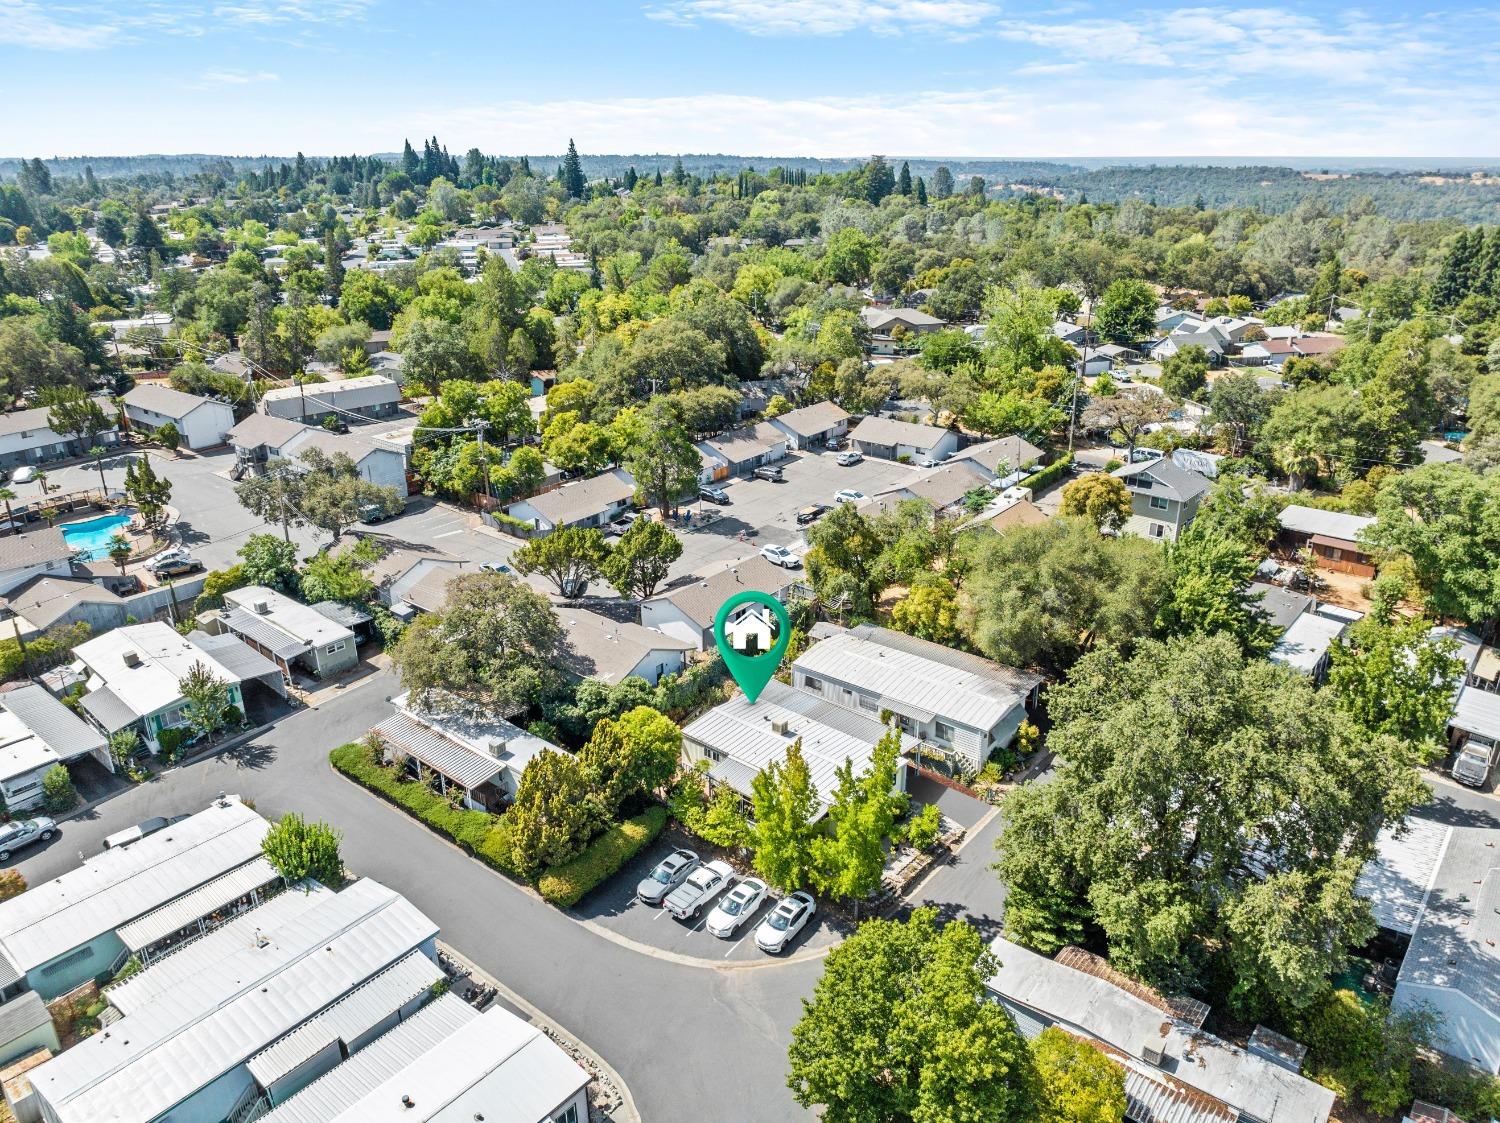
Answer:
[[188, 631, 288, 699]]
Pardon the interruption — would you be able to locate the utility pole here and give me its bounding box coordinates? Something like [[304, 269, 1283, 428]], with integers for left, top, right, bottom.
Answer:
[[469, 418, 493, 507]]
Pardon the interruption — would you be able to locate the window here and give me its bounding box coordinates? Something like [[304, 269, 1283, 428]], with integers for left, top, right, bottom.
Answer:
[[857, 693, 879, 713], [1149, 495, 1170, 511], [802, 675, 822, 694], [1150, 523, 1166, 539], [552, 1105, 579, 1123], [159, 705, 188, 729], [40, 945, 94, 977], [934, 721, 955, 743], [324, 641, 346, 655], [705, 748, 724, 762]]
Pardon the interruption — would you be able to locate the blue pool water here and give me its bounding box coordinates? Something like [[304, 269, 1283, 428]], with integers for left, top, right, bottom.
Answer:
[[61, 513, 133, 560]]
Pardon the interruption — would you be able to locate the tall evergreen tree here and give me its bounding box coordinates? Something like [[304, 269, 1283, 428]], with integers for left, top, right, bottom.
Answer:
[[931, 165, 954, 199], [401, 139, 420, 179], [896, 160, 912, 196], [915, 176, 928, 205], [561, 139, 586, 199]]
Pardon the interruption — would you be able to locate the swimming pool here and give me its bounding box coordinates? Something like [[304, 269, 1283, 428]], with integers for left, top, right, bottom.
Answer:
[[61, 513, 134, 560]]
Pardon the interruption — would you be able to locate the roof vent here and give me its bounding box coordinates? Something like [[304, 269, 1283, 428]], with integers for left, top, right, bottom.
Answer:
[[770, 718, 791, 736], [402, 1095, 416, 1109], [122, 650, 141, 668], [1141, 1038, 1166, 1066], [253, 928, 269, 949], [253, 599, 270, 615]]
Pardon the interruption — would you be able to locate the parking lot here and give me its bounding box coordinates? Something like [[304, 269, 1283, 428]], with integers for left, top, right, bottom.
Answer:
[[577, 837, 847, 963]]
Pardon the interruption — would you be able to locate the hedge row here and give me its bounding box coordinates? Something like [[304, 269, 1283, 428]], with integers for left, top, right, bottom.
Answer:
[[538, 806, 668, 908], [1020, 451, 1074, 493], [329, 744, 522, 879]]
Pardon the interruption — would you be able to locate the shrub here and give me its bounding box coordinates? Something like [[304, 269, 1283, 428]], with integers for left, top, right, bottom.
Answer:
[[538, 806, 668, 908], [903, 803, 942, 850], [156, 726, 188, 760], [0, 869, 25, 902], [1019, 452, 1074, 493], [330, 743, 522, 879], [41, 764, 78, 813], [261, 812, 345, 886]]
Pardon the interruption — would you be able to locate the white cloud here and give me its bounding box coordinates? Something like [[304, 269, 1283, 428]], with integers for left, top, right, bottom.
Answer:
[[646, 0, 999, 37], [197, 68, 280, 87], [0, 0, 118, 49]]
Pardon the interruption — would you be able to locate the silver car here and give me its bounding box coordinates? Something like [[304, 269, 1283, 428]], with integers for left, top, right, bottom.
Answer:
[[636, 848, 700, 905], [0, 816, 56, 861]]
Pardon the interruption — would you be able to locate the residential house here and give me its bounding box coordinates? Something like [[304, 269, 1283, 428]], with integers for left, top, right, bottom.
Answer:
[[256, 996, 588, 1123], [122, 385, 235, 450], [1240, 338, 1299, 368], [1205, 315, 1262, 343], [0, 684, 108, 810], [1151, 326, 1227, 364], [0, 574, 127, 638], [872, 460, 993, 515], [791, 624, 1042, 773], [0, 404, 120, 472], [0, 991, 59, 1069], [640, 555, 800, 651], [1277, 505, 1377, 577], [373, 692, 560, 809], [556, 606, 693, 686], [1253, 583, 1360, 680], [696, 422, 789, 477], [277, 428, 409, 498], [71, 622, 282, 750], [1154, 307, 1206, 334], [1075, 348, 1115, 376], [258, 375, 401, 425], [1389, 825, 1500, 1072], [859, 307, 947, 355], [948, 434, 1043, 483], [847, 416, 959, 463], [0, 530, 79, 597], [504, 469, 635, 536], [1111, 457, 1210, 541], [987, 937, 1334, 1123], [984, 496, 1049, 533], [29, 877, 444, 1123], [1169, 447, 1223, 479], [697, 444, 729, 484], [209, 586, 358, 681], [0, 796, 269, 1000], [1050, 319, 1094, 347], [767, 401, 850, 450], [361, 539, 464, 611], [682, 679, 915, 813], [227, 413, 311, 472]]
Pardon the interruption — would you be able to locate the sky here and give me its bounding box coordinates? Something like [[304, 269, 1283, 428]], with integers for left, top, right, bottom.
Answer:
[[4, 0, 1499, 159]]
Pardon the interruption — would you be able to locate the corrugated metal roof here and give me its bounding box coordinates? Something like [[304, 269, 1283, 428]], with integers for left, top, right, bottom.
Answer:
[[33, 878, 440, 1123], [246, 950, 443, 1088], [374, 713, 503, 790], [1278, 504, 1376, 543], [186, 631, 285, 681], [259, 994, 477, 1123], [116, 856, 281, 953], [0, 683, 105, 761], [0, 797, 267, 973], [1454, 686, 1500, 742], [1357, 819, 1452, 937], [794, 625, 1040, 734], [0, 990, 50, 1044], [79, 684, 139, 732], [220, 605, 311, 660], [0, 949, 19, 990]]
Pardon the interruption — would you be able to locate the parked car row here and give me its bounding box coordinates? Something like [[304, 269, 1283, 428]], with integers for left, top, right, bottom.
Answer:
[[636, 848, 816, 954]]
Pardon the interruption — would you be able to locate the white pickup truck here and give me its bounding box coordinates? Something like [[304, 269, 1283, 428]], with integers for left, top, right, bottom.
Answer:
[[1453, 739, 1497, 788]]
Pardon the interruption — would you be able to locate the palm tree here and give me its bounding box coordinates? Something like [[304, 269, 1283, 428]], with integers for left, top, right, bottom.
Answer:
[[0, 488, 16, 536], [90, 445, 109, 498], [107, 532, 132, 577]]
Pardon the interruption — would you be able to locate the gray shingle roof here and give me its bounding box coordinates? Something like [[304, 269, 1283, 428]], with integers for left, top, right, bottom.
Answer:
[[1112, 457, 1211, 503], [951, 435, 1043, 476], [557, 606, 692, 684], [769, 400, 848, 438], [123, 383, 217, 419], [1, 575, 124, 630], [0, 990, 51, 1044], [516, 472, 634, 528], [0, 528, 73, 572], [849, 415, 953, 452], [654, 556, 795, 631], [226, 413, 308, 450]]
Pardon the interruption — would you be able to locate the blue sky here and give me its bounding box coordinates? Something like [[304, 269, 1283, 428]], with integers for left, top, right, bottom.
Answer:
[[4, 0, 1499, 158]]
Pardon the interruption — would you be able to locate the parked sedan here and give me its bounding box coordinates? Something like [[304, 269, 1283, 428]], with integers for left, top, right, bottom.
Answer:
[[148, 549, 202, 577], [835, 450, 863, 466], [706, 877, 768, 938], [699, 485, 730, 504], [759, 544, 801, 569], [796, 503, 831, 526], [755, 891, 816, 954], [636, 848, 700, 905], [664, 859, 735, 920], [10, 466, 36, 484], [0, 816, 56, 861], [833, 488, 867, 505]]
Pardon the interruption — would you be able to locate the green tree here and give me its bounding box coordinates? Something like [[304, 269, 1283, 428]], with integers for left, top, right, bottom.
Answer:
[[179, 660, 233, 740], [1160, 345, 1211, 400], [1033, 1028, 1126, 1123], [623, 413, 701, 517], [295, 447, 405, 542], [805, 502, 886, 618], [1093, 279, 1156, 345], [391, 571, 564, 714], [1081, 388, 1173, 459], [697, 784, 751, 849], [788, 907, 1042, 1123], [964, 389, 1063, 441], [261, 813, 344, 886], [124, 455, 172, 532], [601, 518, 682, 600], [1159, 527, 1275, 653], [750, 739, 821, 892], [237, 533, 298, 592], [1326, 616, 1462, 752], [299, 548, 376, 605], [512, 526, 610, 597], [1363, 464, 1500, 625], [1058, 473, 1132, 532], [560, 138, 586, 199], [235, 461, 308, 542], [812, 729, 906, 913], [578, 705, 681, 818], [508, 748, 597, 874], [44, 386, 112, 449], [891, 578, 960, 644], [995, 634, 1430, 1010], [153, 421, 181, 452], [41, 764, 78, 813], [107, 532, 132, 577]]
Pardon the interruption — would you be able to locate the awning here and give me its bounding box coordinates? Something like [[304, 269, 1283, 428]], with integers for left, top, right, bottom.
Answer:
[[117, 856, 281, 953], [374, 712, 501, 790], [80, 686, 140, 733], [1308, 533, 1365, 553]]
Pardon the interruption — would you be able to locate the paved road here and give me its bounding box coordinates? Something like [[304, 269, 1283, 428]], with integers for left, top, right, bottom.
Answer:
[[10, 670, 821, 1123]]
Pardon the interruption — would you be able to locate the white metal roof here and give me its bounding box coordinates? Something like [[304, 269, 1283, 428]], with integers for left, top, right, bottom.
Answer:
[[683, 679, 916, 806], [75, 622, 254, 718], [115, 855, 281, 954], [987, 937, 1334, 1123], [259, 994, 479, 1123], [0, 709, 59, 784], [322, 1006, 588, 1123], [33, 878, 439, 1123], [223, 586, 356, 651], [0, 683, 106, 761], [1268, 612, 1347, 674], [1278, 504, 1376, 543], [259, 374, 399, 406], [793, 625, 1040, 734], [246, 949, 443, 1088], [1356, 818, 1452, 937], [1454, 686, 1500, 742], [0, 796, 267, 973]]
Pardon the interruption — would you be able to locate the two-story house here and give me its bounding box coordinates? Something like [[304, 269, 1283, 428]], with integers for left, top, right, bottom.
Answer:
[[1111, 457, 1209, 541]]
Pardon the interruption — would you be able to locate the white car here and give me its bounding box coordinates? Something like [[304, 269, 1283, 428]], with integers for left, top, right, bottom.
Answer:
[[706, 877, 768, 938], [755, 891, 816, 954], [664, 859, 735, 920], [833, 489, 867, 505], [10, 466, 36, 484], [759, 544, 801, 569], [914, 456, 938, 468], [835, 450, 863, 466]]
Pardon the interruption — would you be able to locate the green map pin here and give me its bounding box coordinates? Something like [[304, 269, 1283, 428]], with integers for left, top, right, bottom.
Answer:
[[713, 590, 792, 704]]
